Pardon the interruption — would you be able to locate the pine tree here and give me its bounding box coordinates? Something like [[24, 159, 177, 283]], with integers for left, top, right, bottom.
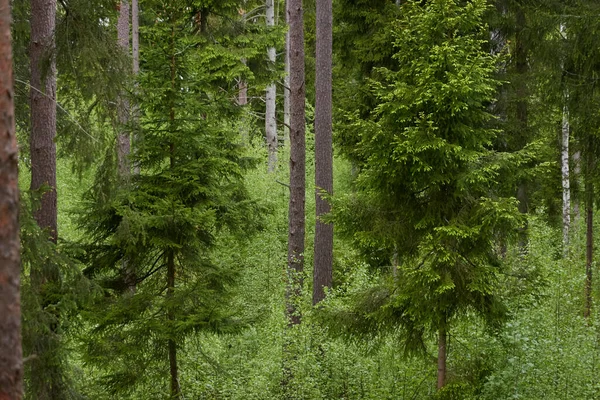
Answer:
[[313, 0, 333, 305], [0, 1, 23, 396]]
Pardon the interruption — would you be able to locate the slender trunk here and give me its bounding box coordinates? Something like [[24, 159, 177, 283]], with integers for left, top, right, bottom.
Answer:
[[266, 0, 277, 172], [117, 0, 131, 179], [515, 5, 529, 250], [585, 166, 593, 319], [573, 150, 581, 224], [0, 3, 23, 396], [286, 0, 305, 326], [30, 0, 57, 242], [437, 319, 447, 390], [132, 0, 140, 176], [167, 251, 179, 398], [283, 0, 290, 144], [313, 0, 333, 305], [562, 103, 570, 252]]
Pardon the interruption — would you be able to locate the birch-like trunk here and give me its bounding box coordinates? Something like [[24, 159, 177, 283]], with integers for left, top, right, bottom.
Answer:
[[0, 3, 23, 396], [117, 0, 131, 179], [266, 0, 277, 172], [562, 103, 570, 251]]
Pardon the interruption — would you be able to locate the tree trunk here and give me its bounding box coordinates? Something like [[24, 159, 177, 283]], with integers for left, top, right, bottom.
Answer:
[[313, 0, 333, 305], [585, 164, 593, 319], [167, 251, 180, 398], [29, 1, 66, 398], [0, 3, 23, 396], [573, 150, 581, 224], [286, 0, 305, 326], [437, 320, 447, 390], [515, 5, 529, 251], [283, 0, 290, 144], [266, 0, 278, 172], [132, 0, 140, 176], [30, 0, 57, 242], [117, 0, 131, 179], [562, 103, 570, 253]]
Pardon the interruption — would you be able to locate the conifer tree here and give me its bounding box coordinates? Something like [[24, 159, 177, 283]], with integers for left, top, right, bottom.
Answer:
[[332, 0, 519, 389], [0, 1, 23, 396], [79, 1, 265, 396]]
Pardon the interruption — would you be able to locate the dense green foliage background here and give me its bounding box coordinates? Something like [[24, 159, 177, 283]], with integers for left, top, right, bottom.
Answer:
[[13, 0, 600, 398]]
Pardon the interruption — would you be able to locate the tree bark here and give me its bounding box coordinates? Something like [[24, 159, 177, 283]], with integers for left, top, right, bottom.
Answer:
[[313, 0, 333, 305], [30, 0, 57, 242], [283, 0, 290, 144], [286, 0, 305, 326], [132, 0, 140, 176], [0, 1, 23, 396], [266, 0, 277, 172], [585, 161, 593, 319], [515, 5, 529, 250], [437, 319, 447, 390], [167, 251, 180, 398], [562, 103, 570, 252], [117, 0, 131, 179]]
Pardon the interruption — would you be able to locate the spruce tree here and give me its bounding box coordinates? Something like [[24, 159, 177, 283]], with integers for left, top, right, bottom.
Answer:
[[78, 1, 265, 396], [332, 0, 519, 389]]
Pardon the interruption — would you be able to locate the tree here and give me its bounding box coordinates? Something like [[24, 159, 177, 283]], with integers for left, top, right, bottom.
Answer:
[[0, 0, 23, 396], [266, 0, 277, 171], [117, 0, 131, 178], [332, 0, 518, 389], [313, 0, 333, 305], [286, 0, 305, 326], [79, 2, 265, 396]]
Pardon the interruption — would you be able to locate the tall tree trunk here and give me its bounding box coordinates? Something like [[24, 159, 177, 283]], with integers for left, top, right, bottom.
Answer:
[[117, 0, 131, 179], [167, 251, 180, 398], [584, 156, 593, 319], [29, 1, 66, 398], [515, 5, 529, 250], [313, 0, 333, 305], [266, 0, 278, 172], [573, 150, 581, 224], [0, 3, 23, 396], [286, 0, 305, 326], [562, 103, 570, 253], [437, 318, 447, 390], [132, 0, 140, 176], [30, 0, 57, 242], [283, 0, 290, 144]]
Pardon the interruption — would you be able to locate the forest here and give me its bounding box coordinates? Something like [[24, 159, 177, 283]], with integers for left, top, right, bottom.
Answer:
[[2, 0, 600, 398]]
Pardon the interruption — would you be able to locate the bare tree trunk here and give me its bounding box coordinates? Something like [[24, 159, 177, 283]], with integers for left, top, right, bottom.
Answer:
[[313, 0, 333, 305], [585, 166, 593, 319], [266, 0, 278, 172], [0, 3, 23, 396], [30, 0, 57, 242], [283, 0, 290, 144], [117, 0, 131, 179], [437, 319, 447, 390], [286, 0, 305, 326], [167, 251, 180, 398], [573, 150, 581, 224], [515, 5, 529, 251], [132, 0, 140, 176], [562, 103, 570, 253]]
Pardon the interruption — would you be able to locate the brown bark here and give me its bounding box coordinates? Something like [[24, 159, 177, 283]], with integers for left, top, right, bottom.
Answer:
[[585, 170, 593, 319], [515, 5, 529, 250], [30, 0, 57, 242], [313, 0, 333, 305], [167, 251, 180, 398], [117, 0, 131, 179], [286, 0, 305, 326], [437, 319, 447, 390], [0, 1, 23, 396]]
